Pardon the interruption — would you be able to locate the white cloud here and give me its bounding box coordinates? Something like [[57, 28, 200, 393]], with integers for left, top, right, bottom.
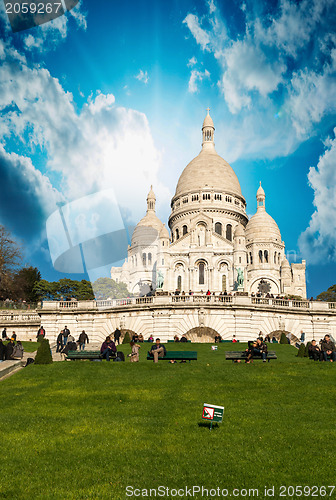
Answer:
[[183, 14, 211, 52], [183, 0, 336, 148], [22, 0, 87, 52], [188, 69, 210, 93], [135, 69, 149, 84], [187, 56, 197, 67], [299, 129, 336, 263], [0, 43, 169, 231]]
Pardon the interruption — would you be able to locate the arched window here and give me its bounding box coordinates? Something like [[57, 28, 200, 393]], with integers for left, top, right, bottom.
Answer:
[[177, 275, 182, 291], [176, 228, 179, 240], [250, 252, 253, 265], [226, 224, 232, 241], [215, 222, 222, 236], [239, 257, 241, 263], [247, 254, 249, 264], [222, 275, 227, 292], [148, 253, 152, 265], [259, 250, 263, 263], [142, 253, 146, 266], [274, 251, 277, 264], [278, 253, 280, 265], [264, 250, 268, 263], [182, 225, 188, 236], [199, 262, 205, 285]]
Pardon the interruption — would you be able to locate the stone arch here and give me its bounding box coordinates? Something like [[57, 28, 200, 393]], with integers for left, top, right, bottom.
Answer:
[[268, 330, 299, 345], [249, 277, 280, 295], [184, 326, 220, 342]]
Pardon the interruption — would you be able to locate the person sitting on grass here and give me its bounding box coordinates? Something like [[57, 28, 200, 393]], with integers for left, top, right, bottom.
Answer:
[[0, 339, 5, 361], [149, 338, 166, 363], [245, 338, 268, 363], [308, 340, 322, 361], [180, 334, 188, 343], [174, 335, 180, 342], [11, 341, 24, 360], [129, 341, 140, 362], [100, 336, 117, 361], [321, 335, 336, 362], [5, 339, 15, 360]]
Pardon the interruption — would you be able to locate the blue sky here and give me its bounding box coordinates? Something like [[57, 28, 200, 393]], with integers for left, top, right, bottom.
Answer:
[[0, 0, 336, 297]]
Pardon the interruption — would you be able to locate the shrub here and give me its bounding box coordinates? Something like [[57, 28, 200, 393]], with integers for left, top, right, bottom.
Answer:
[[34, 339, 53, 365], [304, 342, 311, 358], [280, 332, 288, 344], [122, 331, 131, 344], [37, 334, 44, 342], [297, 343, 306, 357]]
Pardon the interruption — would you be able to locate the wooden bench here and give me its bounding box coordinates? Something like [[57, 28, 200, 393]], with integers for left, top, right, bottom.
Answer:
[[147, 351, 197, 362], [66, 350, 114, 361], [167, 340, 191, 343], [225, 350, 277, 362]]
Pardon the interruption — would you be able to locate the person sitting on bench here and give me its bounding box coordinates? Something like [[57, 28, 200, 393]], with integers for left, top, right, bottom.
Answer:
[[214, 334, 222, 343], [245, 338, 268, 363], [100, 336, 117, 361], [308, 340, 322, 361], [321, 335, 336, 362], [149, 338, 166, 363]]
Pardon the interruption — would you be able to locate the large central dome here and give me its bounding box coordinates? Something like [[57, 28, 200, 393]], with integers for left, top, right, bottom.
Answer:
[[175, 148, 242, 197], [175, 109, 242, 197]]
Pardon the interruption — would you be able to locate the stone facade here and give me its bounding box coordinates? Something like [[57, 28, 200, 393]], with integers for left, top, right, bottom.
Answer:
[[111, 111, 306, 298]]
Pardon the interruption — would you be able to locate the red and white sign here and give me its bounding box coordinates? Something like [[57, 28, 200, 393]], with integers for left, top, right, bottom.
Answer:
[[202, 407, 214, 420]]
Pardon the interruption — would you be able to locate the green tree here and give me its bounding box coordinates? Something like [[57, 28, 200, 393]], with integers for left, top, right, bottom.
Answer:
[[13, 266, 41, 302], [34, 339, 53, 365], [317, 284, 336, 302], [280, 332, 288, 344], [297, 343, 305, 357], [92, 278, 132, 300], [0, 225, 22, 299]]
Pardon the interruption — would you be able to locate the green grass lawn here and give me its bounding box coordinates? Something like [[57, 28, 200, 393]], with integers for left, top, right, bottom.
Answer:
[[1, 343, 336, 499]]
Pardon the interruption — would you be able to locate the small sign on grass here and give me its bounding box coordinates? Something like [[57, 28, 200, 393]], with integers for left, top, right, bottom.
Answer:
[[202, 403, 224, 430]]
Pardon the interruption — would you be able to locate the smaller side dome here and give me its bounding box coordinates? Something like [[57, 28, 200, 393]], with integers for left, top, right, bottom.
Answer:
[[234, 224, 245, 237], [160, 224, 169, 239]]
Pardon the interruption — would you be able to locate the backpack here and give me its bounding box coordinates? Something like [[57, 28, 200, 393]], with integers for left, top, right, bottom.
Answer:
[[115, 351, 125, 362]]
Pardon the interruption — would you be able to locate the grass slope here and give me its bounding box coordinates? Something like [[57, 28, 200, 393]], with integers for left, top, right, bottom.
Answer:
[[1, 343, 336, 499]]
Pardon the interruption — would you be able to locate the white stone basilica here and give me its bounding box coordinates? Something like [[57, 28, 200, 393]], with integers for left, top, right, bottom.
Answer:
[[111, 111, 306, 298]]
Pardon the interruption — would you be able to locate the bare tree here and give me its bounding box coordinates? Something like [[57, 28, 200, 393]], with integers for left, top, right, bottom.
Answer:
[[0, 225, 22, 299]]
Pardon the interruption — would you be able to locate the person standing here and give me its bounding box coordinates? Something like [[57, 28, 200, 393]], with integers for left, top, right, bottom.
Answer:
[[113, 328, 121, 345], [36, 326, 46, 339], [5, 339, 15, 360], [78, 330, 89, 351], [2, 328, 7, 340], [56, 331, 63, 353], [63, 326, 70, 346]]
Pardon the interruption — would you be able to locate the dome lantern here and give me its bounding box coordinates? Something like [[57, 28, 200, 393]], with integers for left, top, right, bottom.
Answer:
[[257, 182, 265, 211], [202, 107, 215, 150], [147, 185, 156, 212]]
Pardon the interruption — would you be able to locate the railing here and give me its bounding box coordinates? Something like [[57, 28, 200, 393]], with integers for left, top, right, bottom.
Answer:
[[38, 297, 336, 313], [59, 301, 78, 308], [0, 312, 40, 322]]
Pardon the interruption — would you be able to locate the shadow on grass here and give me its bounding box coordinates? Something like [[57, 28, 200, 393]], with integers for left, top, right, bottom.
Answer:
[[198, 421, 220, 430]]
